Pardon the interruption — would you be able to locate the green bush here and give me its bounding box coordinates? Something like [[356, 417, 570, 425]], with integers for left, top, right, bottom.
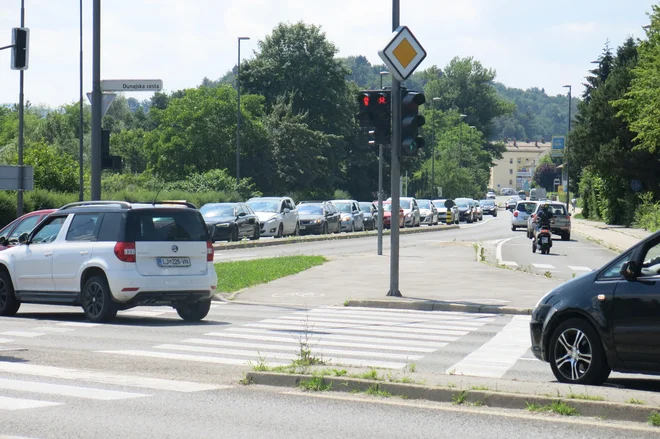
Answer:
[[634, 192, 660, 232]]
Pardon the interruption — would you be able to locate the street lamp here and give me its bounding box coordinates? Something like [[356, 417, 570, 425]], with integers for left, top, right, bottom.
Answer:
[[379, 71, 389, 89], [236, 36, 250, 185], [430, 97, 440, 197], [563, 85, 572, 207], [458, 114, 467, 167]]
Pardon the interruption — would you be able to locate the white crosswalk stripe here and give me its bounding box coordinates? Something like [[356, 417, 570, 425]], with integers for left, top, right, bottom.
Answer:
[[0, 318, 102, 345], [531, 263, 555, 269], [567, 265, 592, 271], [99, 306, 493, 369], [0, 360, 228, 412]]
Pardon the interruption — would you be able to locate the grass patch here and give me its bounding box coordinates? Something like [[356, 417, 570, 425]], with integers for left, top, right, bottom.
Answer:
[[299, 376, 331, 392], [526, 401, 578, 417], [544, 271, 552, 278], [649, 412, 660, 427], [365, 383, 391, 398], [627, 398, 645, 405], [470, 385, 489, 391], [452, 390, 468, 405], [573, 213, 584, 219], [353, 369, 383, 381], [566, 393, 605, 402], [313, 368, 347, 377], [214, 255, 327, 293]]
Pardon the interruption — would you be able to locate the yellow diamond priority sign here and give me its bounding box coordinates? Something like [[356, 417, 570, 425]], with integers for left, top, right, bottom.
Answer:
[[378, 26, 427, 81]]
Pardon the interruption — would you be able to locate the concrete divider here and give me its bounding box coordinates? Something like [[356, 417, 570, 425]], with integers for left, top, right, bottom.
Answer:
[[344, 299, 533, 315]]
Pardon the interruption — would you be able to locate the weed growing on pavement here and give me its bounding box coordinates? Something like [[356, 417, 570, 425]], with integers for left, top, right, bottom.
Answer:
[[648, 412, 660, 427], [312, 369, 347, 377], [299, 376, 331, 392], [248, 353, 271, 371], [572, 273, 577, 278], [353, 369, 383, 381], [271, 365, 297, 374], [291, 313, 325, 373], [343, 300, 349, 306], [238, 374, 253, 386], [452, 391, 468, 405], [479, 247, 485, 262], [446, 382, 456, 389], [566, 393, 604, 401], [470, 385, 489, 391], [471, 400, 484, 407], [544, 271, 552, 278], [214, 255, 326, 293], [447, 368, 456, 375], [526, 401, 578, 417], [627, 398, 645, 405], [365, 383, 391, 398], [407, 362, 417, 373]]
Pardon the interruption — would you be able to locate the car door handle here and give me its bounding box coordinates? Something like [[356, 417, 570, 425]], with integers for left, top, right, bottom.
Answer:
[[80, 251, 89, 255], [44, 252, 53, 257]]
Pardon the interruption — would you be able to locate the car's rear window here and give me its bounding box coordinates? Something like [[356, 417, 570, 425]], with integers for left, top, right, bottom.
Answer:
[[128, 210, 209, 242], [551, 205, 566, 215], [517, 203, 536, 213]]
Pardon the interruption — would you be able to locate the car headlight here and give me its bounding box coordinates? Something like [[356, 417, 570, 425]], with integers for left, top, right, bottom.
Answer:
[[267, 217, 277, 223], [315, 219, 322, 224], [405, 213, 412, 218], [341, 215, 351, 221]]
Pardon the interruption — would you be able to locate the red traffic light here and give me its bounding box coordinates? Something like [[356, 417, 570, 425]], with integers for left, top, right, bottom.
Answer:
[[362, 96, 370, 107], [377, 95, 387, 105]]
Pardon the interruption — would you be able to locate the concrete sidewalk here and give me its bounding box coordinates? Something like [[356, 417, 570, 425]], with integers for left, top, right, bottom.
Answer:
[[572, 217, 651, 253]]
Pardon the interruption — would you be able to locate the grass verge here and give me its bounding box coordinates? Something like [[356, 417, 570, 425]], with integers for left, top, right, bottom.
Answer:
[[526, 401, 579, 416], [214, 255, 327, 293]]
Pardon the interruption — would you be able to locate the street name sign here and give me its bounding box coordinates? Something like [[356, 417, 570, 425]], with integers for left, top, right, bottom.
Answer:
[[0, 165, 33, 190], [86, 92, 117, 117], [378, 26, 427, 81], [101, 79, 163, 92]]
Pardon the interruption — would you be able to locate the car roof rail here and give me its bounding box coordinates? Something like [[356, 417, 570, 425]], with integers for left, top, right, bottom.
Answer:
[[59, 201, 131, 210], [145, 201, 198, 209]]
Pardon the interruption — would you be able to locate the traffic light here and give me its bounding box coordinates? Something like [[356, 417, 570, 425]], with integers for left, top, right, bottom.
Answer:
[[356, 90, 391, 146], [400, 90, 426, 157], [10, 27, 29, 70], [101, 129, 122, 171]]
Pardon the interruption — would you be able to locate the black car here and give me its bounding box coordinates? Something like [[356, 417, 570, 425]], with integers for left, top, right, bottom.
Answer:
[[199, 203, 259, 242], [531, 230, 660, 385], [358, 202, 377, 231], [455, 200, 474, 223], [297, 202, 341, 235], [479, 199, 497, 217]]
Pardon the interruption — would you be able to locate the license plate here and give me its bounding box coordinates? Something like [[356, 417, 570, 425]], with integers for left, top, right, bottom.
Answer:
[[299, 225, 306, 230], [541, 237, 549, 244], [157, 257, 191, 267]]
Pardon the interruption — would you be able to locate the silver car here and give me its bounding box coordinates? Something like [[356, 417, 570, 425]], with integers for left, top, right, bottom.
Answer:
[[433, 199, 459, 224], [331, 199, 365, 232], [511, 200, 538, 231], [416, 199, 438, 226], [527, 202, 572, 241], [389, 197, 421, 227], [246, 196, 300, 238]]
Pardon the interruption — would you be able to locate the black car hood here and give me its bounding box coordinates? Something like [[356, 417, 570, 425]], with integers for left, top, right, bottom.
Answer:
[[299, 214, 324, 221], [204, 215, 235, 224]]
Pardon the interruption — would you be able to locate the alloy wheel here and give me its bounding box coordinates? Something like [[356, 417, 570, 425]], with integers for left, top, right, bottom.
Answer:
[[0, 278, 7, 309], [554, 328, 593, 382], [82, 281, 104, 319]]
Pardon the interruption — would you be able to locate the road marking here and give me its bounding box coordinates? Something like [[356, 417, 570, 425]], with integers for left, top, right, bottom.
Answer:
[[0, 338, 13, 343], [308, 307, 496, 320], [445, 316, 531, 378], [246, 322, 470, 337], [568, 266, 592, 271], [495, 236, 520, 264], [0, 331, 45, 338], [0, 361, 222, 392], [275, 315, 487, 331], [531, 263, 555, 269], [31, 327, 75, 333], [55, 322, 101, 328], [0, 377, 147, 400], [100, 349, 288, 367], [0, 395, 62, 410], [121, 310, 169, 318]]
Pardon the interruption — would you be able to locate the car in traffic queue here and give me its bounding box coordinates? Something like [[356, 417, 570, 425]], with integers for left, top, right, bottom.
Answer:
[[432, 199, 459, 224], [505, 196, 519, 211], [0, 201, 217, 323], [511, 200, 538, 231], [246, 196, 299, 238], [455, 199, 476, 223], [331, 199, 365, 232], [470, 199, 483, 221], [0, 209, 57, 250], [416, 199, 439, 226], [527, 201, 572, 241], [297, 202, 341, 235], [487, 191, 496, 199], [358, 202, 377, 231], [387, 197, 421, 227], [530, 229, 660, 385], [479, 199, 498, 217], [381, 201, 404, 229], [199, 203, 260, 242]]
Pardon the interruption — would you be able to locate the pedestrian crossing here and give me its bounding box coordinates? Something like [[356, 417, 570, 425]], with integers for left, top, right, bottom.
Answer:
[[0, 360, 229, 413], [500, 261, 593, 273], [98, 307, 497, 370]]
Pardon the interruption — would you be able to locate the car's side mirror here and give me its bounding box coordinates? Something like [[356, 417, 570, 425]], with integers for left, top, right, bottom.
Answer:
[[18, 232, 29, 244], [237, 212, 246, 217], [283, 208, 291, 214], [620, 260, 638, 280], [0, 236, 7, 246]]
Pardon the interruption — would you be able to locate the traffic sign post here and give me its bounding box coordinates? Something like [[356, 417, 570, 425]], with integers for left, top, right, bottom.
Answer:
[[86, 92, 117, 117], [378, 26, 427, 82], [551, 136, 565, 157]]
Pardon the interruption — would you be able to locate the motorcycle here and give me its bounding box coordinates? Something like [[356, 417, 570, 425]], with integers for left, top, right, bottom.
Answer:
[[533, 225, 553, 254]]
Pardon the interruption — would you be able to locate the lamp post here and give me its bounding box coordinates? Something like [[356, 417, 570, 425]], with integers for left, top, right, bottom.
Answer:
[[236, 36, 250, 185], [78, 0, 84, 201], [430, 97, 440, 197], [377, 71, 390, 256], [458, 114, 467, 167], [563, 85, 571, 206]]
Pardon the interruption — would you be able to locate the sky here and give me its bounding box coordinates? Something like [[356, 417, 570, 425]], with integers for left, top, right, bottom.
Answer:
[[0, 0, 653, 107]]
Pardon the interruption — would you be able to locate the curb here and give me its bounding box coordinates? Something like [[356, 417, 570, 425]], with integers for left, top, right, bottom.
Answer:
[[212, 224, 460, 252], [344, 299, 532, 315], [245, 372, 659, 425]]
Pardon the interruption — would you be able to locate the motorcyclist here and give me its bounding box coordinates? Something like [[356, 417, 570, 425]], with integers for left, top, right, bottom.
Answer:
[[534, 203, 554, 242]]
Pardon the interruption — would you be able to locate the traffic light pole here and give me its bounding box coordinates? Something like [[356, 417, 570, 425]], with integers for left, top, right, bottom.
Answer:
[[16, 0, 25, 217], [91, 0, 102, 201], [387, 0, 402, 297]]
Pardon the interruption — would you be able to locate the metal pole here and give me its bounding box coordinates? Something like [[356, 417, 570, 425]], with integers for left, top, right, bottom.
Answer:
[[388, 0, 401, 297], [90, 0, 102, 201], [459, 123, 462, 168], [78, 0, 84, 201], [431, 108, 435, 197], [566, 87, 572, 206], [377, 144, 383, 256], [16, 0, 25, 217], [236, 39, 241, 185]]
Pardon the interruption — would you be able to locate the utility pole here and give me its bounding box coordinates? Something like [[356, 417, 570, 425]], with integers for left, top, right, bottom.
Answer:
[[91, 0, 102, 201], [563, 85, 572, 206], [388, 0, 402, 297], [79, 0, 84, 201], [16, 0, 25, 216], [236, 37, 250, 185]]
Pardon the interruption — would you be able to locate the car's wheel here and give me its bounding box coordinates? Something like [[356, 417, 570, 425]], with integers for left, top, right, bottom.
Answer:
[[350, 221, 355, 233], [322, 222, 328, 235], [549, 318, 610, 385], [292, 223, 300, 236], [228, 225, 239, 242], [511, 225, 516, 231], [0, 271, 20, 317], [562, 233, 571, 241], [249, 225, 260, 241], [176, 299, 211, 322], [275, 224, 284, 238], [81, 275, 117, 323]]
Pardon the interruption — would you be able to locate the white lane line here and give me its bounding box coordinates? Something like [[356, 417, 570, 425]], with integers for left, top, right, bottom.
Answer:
[[55, 322, 101, 328], [445, 315, 531, 378], [531, 263, 555, 269], [0, 395, 62, 410], [0, 361, 221, 392], [160, 342, 424, 361], [273, 316, 487, 331], [496, 236, 520, 264], [0, 338, 14, 343], [246, 322, 470, 337], [208, 329, 457, 346], [568, 266, 592, 271], [0, 331, 45, 338], [315, 307, 496, 319], [0, 378, 147, 400], [185, 337, 440, 353], [99, 350, 287, 367], [31, 327, 75, 333]]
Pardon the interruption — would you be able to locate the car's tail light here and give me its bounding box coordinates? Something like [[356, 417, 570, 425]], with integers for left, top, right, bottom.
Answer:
[[206, 241, 214, 261], [513, 211, 518, 217], [114, 242, 136, 263]]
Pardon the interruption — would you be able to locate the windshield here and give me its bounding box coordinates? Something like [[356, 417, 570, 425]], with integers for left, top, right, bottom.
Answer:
[[359, 202, 372, 212], [456, 201, 469, 208], [334, 202, 352, 213], [417, 200, 430, 209], [399, 199, 411, 209], [298, 205, 323, 215], [480, 200, 495, 206], [199, 204, 236, 217], [246, 199, 279, 213], [382, 204, 393, 212]]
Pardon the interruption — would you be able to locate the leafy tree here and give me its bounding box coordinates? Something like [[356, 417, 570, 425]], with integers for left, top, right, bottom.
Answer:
[[24, 142, 78, 192], [533, 162, 558, 191]]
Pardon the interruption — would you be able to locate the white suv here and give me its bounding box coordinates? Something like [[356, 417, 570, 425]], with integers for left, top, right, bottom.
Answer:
[[246, 197, 299, 238], [0, 201, 217, 323]]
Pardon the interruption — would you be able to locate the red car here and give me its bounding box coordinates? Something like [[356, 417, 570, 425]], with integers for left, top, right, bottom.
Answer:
[[376, 201, 404, 229], [0, 209, 56, 250]]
